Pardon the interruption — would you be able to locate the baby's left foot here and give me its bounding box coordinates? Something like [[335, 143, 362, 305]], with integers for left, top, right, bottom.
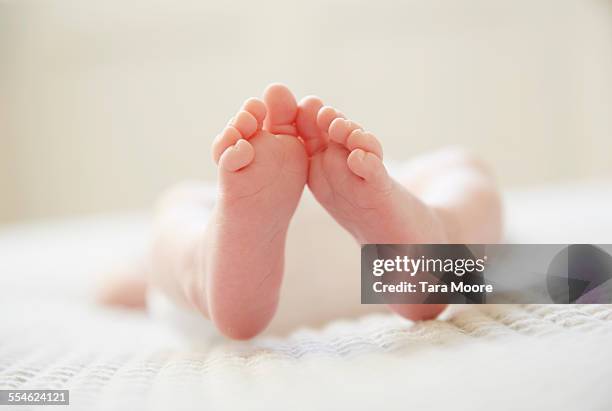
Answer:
[[297, 102, 449, 320], [298, 101, 448, 246]]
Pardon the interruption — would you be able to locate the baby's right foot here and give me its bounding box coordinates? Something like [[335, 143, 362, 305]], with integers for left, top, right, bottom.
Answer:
[[205, 85, 308, 339]]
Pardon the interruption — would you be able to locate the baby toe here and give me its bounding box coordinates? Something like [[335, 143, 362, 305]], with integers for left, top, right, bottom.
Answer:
[[347, 148, 389, 187], [231, 111, 259, 139], [263, 83, 298, 136], [346, 129, 383, 159], [297, 96, 327, 155], [212, 126, 242, 164], [241, 98, 267, 126], [316, 106, 341, 134], [328, 118, 362, 145], [218, 139, 255, 172]]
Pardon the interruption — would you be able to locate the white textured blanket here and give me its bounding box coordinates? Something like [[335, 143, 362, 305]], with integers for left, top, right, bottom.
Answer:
[[1, 181, 612, 410], [2, 299, 612, 410]]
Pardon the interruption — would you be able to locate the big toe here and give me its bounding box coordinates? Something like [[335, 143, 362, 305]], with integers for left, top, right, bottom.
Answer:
[[296, 96, 327, 155], [263, 83, 298, 136]]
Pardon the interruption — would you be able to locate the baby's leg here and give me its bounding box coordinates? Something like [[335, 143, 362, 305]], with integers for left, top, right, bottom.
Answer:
[[96, 181, 213, 312], [98, 147, 501, 333], [392, 147, 502, 244], [386, 148, 502, 319]]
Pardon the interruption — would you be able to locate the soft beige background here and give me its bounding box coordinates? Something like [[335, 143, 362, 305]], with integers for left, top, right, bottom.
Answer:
[[1, 0, 611, 223]]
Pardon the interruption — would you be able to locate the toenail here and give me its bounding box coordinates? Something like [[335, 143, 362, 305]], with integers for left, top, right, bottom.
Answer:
[[349, 129, 363, 138], [347, 120, 361, 130]]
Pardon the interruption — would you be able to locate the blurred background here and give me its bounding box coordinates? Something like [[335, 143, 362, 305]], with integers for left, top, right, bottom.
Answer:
[[1, 0, 611, 223]]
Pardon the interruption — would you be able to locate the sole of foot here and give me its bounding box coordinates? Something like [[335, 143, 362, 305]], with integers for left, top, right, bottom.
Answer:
[[296, 97, 449, 321], [206, 84, 308, 339]]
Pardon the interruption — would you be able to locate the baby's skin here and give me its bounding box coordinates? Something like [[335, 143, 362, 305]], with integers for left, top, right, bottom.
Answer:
[[98, 84, 502, 339]]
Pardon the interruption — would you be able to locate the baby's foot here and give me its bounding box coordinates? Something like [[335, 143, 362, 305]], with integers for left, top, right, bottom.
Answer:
[[207, 85, 307, 339], [297, 99, 448, 320], [298, 101, 447, 244]]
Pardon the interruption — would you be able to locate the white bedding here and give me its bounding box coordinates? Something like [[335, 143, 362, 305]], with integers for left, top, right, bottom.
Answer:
[[1, 180, 611, 410]]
